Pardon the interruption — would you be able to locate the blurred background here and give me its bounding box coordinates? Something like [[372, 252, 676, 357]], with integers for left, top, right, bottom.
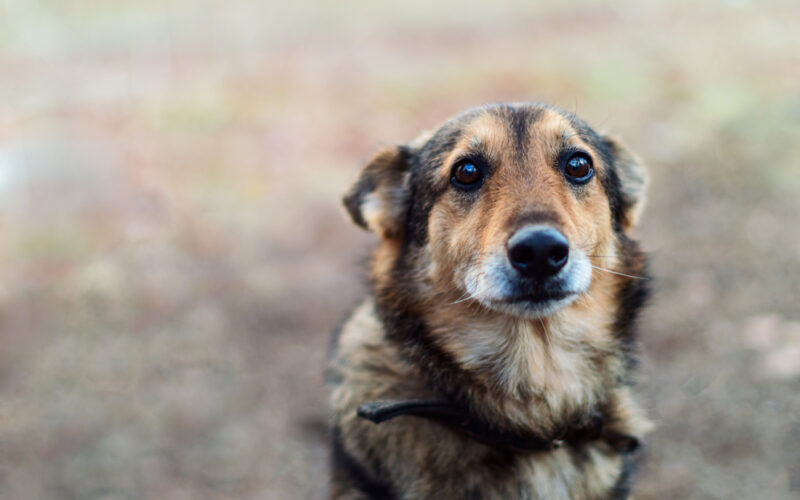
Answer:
[[1, 0, 799, 498]]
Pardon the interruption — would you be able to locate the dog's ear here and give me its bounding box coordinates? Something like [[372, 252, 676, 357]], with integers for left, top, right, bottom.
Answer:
[[602, 135, 648, 231], [343, 145, 411, 238]]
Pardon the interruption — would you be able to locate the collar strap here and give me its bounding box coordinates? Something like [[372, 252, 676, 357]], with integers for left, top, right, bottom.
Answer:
[[357, 399, 639, 454]]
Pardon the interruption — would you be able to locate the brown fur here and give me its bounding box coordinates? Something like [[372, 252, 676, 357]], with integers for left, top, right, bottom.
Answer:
[[330, 103, 652, 499]]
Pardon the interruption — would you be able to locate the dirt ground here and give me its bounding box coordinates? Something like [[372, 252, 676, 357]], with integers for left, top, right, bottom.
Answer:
[[1, 1, 798, 498]]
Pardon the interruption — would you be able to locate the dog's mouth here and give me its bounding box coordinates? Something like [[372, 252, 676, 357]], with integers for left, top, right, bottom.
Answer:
[[506, 290, 574, 304], [479, 287, 580, 318], [461, 251, 593, 318]]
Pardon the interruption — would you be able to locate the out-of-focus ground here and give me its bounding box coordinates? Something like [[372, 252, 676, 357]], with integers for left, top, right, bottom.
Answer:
[[1, 0, 799, 498]]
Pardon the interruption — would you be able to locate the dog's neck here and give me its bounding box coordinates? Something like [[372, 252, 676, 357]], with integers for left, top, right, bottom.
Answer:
[[375, 283, 628, 437], [429, 304, 624, 434]]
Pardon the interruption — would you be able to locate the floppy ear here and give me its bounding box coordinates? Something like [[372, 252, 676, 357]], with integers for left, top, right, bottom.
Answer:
[[342, 145, 411, 238], [602, 135, 648, 231]]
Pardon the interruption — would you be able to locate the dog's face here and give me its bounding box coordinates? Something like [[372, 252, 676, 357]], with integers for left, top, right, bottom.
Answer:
[[344, 103, 646, 319]]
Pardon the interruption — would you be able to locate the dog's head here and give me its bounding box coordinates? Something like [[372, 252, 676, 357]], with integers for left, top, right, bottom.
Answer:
[[344, 103, 647, 319]]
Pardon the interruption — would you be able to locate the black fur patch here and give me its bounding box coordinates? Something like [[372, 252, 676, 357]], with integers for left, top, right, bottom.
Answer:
[[374, 273, 467, 403], [612, 237, 651, 375], [502, 104, 541, 163], [331, 427, 396, 499]]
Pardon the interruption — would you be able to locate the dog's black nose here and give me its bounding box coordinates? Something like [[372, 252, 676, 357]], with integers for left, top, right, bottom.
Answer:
[[507, 227, 569, 279]]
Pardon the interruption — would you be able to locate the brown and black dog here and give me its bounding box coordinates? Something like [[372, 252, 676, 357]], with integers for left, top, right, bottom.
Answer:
[[328, 103, 652, 499]]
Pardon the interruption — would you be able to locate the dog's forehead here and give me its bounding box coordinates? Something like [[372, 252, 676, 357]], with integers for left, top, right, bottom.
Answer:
[[467, 107, 574, 158], [418, 104, 599, 167]]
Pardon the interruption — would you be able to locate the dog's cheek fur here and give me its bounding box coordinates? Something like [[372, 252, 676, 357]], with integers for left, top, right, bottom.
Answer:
[[427, 199, 487, 297]]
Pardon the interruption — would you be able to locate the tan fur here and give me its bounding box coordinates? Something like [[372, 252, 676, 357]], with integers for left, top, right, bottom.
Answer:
[[330, 104, 651, 499]]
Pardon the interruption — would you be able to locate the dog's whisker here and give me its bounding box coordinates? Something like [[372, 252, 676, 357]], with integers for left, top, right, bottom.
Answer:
[[450, 289, 479, 305], [450, 295, 474, 305], [590, 265, 648, 280], [537, 317, 549, 336]]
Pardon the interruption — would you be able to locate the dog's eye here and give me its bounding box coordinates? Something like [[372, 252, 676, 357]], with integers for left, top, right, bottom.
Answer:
[[563, 152, 594, 184], [451, 161, 484, 190]]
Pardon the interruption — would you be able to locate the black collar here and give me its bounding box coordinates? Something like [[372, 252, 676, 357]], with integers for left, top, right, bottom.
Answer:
[[357, 399, 639, 454]]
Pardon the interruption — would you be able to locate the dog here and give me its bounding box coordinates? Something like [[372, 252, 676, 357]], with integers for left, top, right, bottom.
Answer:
[[328, 102, 652, 499]]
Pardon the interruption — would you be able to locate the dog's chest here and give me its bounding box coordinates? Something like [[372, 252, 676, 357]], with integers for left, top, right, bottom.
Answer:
[[401, 434, 625, 500], [436, 315, 618, 424]]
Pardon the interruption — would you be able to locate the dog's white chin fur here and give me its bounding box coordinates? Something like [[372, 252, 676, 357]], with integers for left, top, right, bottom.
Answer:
[[464, 251, 593, 319], [481, 293, 581, 319]]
